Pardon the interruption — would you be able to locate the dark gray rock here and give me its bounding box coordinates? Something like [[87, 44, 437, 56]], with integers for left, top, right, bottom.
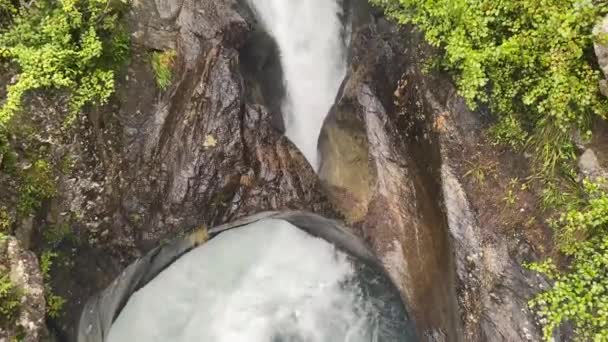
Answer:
[[578, 148, 607, 180], [405, 41, 548, 342]]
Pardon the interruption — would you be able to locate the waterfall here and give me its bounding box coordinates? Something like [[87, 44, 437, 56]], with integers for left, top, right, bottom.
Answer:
[[246, 0, 348, 169]]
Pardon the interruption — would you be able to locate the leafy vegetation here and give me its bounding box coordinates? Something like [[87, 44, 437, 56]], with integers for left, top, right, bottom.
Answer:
[[0, 0, 129, 127], [40, 251, 65, 318], [528, 179, 608, 341], [0, 274, 21, 327], [463, 158, 496, 185], [151, 50, 176, 90], [17, 159, 56, 216], [372, 0, 608, 177], [0, 206, 11, 232]]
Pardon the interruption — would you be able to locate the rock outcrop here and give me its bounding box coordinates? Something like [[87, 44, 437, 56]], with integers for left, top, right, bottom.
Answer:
[[594, 14, 608, 97]]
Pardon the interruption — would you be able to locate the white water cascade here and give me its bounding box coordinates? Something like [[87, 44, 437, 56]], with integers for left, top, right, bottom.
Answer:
[[247, 0, 348, 169], [106, 219, 408, 342]]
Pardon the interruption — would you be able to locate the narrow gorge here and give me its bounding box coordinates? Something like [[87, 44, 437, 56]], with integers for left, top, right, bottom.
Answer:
[[2, 0, 607, 341]]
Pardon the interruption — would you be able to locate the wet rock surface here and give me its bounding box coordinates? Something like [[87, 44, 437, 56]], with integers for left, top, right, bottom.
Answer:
[[22, 0, 334, 338], [0, 236, 48, 342], [320, 12, 462, 340], [320, 8, 553, 342]]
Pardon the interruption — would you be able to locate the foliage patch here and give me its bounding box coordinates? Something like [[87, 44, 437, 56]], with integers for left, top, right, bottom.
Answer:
[[151, 50, 176, 90], [0, 0, 129, 127], [372, 0, 608, 177], [0, 274, 21, 327], [528, 180, 608, 341]]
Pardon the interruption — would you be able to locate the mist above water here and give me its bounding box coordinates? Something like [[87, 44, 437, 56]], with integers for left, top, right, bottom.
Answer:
[[246, 0, 348, 169]]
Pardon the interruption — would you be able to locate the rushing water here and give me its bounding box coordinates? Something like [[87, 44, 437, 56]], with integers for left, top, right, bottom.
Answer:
[[107, 219, 414, 342], [246, 0, 348, 169]]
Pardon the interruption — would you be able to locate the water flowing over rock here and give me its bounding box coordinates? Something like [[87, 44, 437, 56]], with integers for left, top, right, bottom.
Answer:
[[106, 218, 414, 342], [42, 0, 336, 336], [245, 0, 348, 169]]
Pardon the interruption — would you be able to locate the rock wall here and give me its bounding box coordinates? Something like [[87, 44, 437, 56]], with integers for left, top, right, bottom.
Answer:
[[320, 11, 462, 340], [320, 7, 554, 341], [29, 0, 336, 338]]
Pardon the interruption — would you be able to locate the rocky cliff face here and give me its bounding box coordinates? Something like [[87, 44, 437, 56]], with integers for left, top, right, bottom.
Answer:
[[16, 0, 335, 338], [320, 7, 554, 341]]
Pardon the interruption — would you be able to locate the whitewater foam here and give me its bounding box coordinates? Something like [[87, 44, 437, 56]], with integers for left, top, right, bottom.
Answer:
[[107, 219, 384, 342]]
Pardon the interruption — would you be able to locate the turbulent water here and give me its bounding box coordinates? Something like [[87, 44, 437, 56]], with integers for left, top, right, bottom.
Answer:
[[107, 219, 412, 342], [246, 0, 348, 169]]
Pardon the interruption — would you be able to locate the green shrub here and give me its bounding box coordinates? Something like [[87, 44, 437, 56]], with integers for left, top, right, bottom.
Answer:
[[0, 274, 21, 326], [0, 0, 16, 28], [0, 0, 129, 127], [151, 50, 176, 90], [0, 206, 12, 232], [0, 133, 17, 174], [18, 159, 56, 215], [528, 179, 608, 341], [488, 114, 527, 150], [372, 0, 608, 176], [43, 222, 72, 246]]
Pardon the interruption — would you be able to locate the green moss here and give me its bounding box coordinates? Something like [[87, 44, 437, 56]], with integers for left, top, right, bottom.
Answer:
[[0, 133, 17, 174], [151, 50, 176, 90], [0, 206, 12, 232], [43, 222, 72, 246], [60, 153, 75, 175]]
